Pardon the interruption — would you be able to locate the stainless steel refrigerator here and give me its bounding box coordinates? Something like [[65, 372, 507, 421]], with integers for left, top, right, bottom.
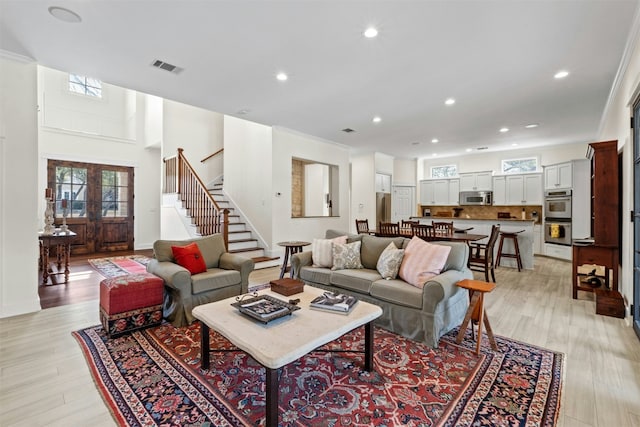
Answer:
[[376, 192, 391, 225]]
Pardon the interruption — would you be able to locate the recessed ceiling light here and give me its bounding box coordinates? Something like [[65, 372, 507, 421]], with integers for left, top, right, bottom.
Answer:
[[364, 27, 378, 38], [432, 153, 438, 157], [525, 123, 539, 128], [372, 116, 381, 123], [499, 127, 509, 133], [276, 72, 288, 81], [445, 98, 456, 106], [431, 138, 439, 144], [465, 148, 473, 152], [554, 70, 569, 79], [512, 143, 518, 147], [48, 6, 82, 23]]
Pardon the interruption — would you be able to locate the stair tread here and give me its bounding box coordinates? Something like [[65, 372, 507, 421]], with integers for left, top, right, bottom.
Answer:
[[252, 256, 280, 263], [229, 238, 257, 243], [229, 247, 263, 253]]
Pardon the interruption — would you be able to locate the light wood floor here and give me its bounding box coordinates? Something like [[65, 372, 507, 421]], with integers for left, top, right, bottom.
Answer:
[[1, 257, 639, 426]]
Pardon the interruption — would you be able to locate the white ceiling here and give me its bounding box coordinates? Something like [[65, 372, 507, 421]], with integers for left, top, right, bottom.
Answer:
[[1, 0, 638, 159]]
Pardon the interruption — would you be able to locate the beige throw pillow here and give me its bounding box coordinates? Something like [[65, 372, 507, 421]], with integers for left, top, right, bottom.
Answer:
[[376, 242, 405, 280], [312, 235, 347, 267], [332, 241, 363, 270], [398, 236, 451, 288]]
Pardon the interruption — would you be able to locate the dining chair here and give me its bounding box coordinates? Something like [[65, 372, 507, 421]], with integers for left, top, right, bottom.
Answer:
[[355, 219, 370, 234], [377, 222, 400, 237], [432, 221, 454, 235], [468, 224, 501, 282], [401, 219, 419, 228], [411, 223, 435, 241]]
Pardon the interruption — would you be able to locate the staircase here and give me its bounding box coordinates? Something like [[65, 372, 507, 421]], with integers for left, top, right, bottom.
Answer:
[[207, 182, 280, 270]]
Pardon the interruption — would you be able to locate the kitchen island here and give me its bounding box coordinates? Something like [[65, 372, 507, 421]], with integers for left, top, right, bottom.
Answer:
[[413, 217, 537, 270]]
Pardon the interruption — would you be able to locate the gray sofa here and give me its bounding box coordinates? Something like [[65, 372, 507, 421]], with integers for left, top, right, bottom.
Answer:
[[291, 230, 472, 348], [147, 234, 254, 327]]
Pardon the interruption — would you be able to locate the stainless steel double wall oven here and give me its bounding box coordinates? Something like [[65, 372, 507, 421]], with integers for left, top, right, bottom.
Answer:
[[544, 189, 572, 245]]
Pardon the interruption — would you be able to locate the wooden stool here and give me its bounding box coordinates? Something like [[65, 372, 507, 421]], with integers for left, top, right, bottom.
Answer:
[[496, 230, 524, 271], [456, 279, 498, 354]]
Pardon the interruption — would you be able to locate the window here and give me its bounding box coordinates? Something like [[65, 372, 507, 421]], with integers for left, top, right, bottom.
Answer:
[[501, 157, 538, 174], [430, 164, 457, 178], [69, 74, 102, 98], [102, 170, 129, 217]]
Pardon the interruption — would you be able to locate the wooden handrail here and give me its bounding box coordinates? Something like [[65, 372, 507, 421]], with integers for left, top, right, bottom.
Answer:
[[201, 148, 224, 163], [164, 148, 229, 248]]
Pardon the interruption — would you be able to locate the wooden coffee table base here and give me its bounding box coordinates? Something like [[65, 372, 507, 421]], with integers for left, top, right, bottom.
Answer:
[[200, 320, 375, 427]]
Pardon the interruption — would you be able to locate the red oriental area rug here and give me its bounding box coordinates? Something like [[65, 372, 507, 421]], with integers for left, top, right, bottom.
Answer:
[[73, 323, 563, 426], [88, 255, 151, 278]]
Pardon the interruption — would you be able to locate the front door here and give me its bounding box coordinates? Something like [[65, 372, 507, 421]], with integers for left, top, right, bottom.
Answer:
[[48, 160, 134, 255]]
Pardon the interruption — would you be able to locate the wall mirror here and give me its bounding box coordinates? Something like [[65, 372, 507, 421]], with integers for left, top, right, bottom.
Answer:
[[291, 158, 339, 217]]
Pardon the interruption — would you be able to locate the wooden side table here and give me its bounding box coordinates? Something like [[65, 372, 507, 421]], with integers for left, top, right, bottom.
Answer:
[[277, 241, 310, 279], [456, 279, 498, 354], [38, 231, 77, 285]]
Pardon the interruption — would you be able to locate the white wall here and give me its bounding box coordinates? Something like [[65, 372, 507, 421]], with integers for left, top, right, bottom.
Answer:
[[272, 127, 350, 251], [0, 55, 41, 317], [350, 153, 376, 233], [162, 99, 224, 185], [393, 158, 417, 186], [38, 68, 162, 250], [419, 142, 588, 179], [598, 14, 640, 312], [223, 116, 274, 252]]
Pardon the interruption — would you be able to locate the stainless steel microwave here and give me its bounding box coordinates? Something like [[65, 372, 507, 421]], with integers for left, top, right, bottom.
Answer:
[[459, 191, 493, 206]]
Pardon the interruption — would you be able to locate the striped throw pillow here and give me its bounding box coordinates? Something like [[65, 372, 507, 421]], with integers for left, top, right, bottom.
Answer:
[[398, 237, 451, 288], [312, 235, 347, 267]]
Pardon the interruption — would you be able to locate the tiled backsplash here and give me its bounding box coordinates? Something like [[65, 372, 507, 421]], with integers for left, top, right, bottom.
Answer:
[[419, 205, 543, 223]]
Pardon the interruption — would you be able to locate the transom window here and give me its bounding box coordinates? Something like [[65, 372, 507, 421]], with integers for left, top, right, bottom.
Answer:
[[69, 74, 102, 98], [501, 157, 538, 174], [430, 164, 458, 178]]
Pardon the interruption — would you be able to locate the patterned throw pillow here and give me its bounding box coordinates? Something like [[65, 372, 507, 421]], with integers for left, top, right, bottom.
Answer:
[[312, 235, 347, 267], [331, 241, 363, 270], [376, 242, 405, 280], [398, 237, 451, 289]]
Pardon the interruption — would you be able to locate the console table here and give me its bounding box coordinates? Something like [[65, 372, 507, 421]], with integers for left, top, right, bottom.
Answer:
[[38, 231, 76, 285]]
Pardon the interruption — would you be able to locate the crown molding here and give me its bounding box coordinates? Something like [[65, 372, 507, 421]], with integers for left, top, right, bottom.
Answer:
[[0, 49, 35, 63]]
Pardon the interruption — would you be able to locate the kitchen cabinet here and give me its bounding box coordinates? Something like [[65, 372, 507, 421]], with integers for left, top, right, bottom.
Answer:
[[420, 178, 459, 205], [544, 162, 572, 190], [492, 173, 542, 205], [459, 171, 492, 191], [492, 176, 506, 205], [375, 173, 392, 193], [506, 174, 542, 205]]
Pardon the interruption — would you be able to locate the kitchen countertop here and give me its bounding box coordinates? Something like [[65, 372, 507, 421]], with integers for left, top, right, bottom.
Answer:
[[411, 216, 538, 223]]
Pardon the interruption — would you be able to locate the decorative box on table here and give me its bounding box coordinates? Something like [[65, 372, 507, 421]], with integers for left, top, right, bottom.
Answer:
[[270, 278, 304, 296], [99, 273, 164, 338]]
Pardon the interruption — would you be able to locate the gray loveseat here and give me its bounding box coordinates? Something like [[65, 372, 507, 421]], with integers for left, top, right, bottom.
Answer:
[[291, 230, 472, 348], [147, 234, 254, 327]]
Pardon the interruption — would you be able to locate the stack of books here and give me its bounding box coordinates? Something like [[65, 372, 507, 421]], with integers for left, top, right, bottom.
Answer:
[[310, 292, 358, 315]]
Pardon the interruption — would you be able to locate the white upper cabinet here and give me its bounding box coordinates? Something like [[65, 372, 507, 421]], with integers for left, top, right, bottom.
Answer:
[[375, 173, 392, 193], [492, 176, 507, 205], [493, 173, 542, 205], [544, 163, 572, 190], [420, 178, 459, 206], [459, 171, 493, 191], [506, 174, 542, 205]]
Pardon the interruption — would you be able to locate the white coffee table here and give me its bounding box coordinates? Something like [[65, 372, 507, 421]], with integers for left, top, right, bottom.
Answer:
[[192, 286, 383, 427]]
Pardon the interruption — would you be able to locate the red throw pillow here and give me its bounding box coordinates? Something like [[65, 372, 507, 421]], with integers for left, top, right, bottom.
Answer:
[[171, 242, 207, 275]]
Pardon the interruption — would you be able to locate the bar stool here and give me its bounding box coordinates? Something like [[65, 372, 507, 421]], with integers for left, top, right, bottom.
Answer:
[[496, 230, 524, 271]]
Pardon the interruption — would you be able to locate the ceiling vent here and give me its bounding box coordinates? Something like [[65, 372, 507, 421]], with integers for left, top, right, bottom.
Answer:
[[151, 59, 183, 74], [342, 128, 355, 133], [476, 146, 489, 150]]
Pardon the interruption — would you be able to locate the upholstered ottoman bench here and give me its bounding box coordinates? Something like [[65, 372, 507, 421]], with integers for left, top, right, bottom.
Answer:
[[99, 273, 164, 338]]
